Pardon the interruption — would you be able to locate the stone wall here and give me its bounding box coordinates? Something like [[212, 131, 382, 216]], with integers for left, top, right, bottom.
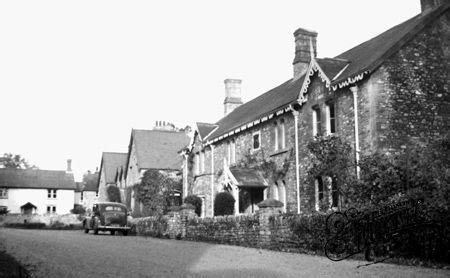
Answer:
[[0, 213, 82, 227]]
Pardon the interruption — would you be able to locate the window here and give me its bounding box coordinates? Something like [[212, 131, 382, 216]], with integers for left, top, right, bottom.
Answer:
[[81, 192, 84, 201], [227, 141, 231, 164], [278, 119, 285, 149], [47, 205, 56, 214], [48, 189, 57, 199], [326, 102, 336, 134], [200, 151, 205, 173], [279, 180, 287, 212], [273, 121, 278, 150], [0, 188, 8, 199], [312, 106, 321, 136], [230, 139, 236, 164], [315, 177, 324, 211], [95, 191, 98, 197], [252, 131, 261, 150]]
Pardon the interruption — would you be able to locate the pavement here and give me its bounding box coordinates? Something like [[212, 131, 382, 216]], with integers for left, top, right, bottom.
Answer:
[[0, 228, 449, 278]]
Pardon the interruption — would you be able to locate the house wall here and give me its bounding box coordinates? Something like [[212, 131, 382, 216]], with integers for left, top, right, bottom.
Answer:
[[81, 191, 98, 210], [74, 192, 81, 205], [125, 140, 141, 188], [189, 112, 297, 217], [97, 168, 108, 202], [0, 188, 74, 214]]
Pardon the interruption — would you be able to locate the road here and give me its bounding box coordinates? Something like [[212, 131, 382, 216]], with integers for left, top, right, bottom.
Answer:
[[0, 228, 449, 278]]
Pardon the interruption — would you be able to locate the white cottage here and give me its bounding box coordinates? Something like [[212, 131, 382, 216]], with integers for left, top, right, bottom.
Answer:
[[0, 164, 76, 215]]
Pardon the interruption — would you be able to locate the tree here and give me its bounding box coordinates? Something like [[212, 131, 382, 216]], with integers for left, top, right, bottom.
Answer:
[[107, 186, 121, 203], [184, 195, 202, 216], [214, 192, 235, 216], [0, 153, 34, 169], [135, 169, 182, 216]]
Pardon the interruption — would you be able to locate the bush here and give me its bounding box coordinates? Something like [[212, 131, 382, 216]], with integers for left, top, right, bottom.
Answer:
[[184, 195, 202, 216], [4, 222, 46, 229], [107, 185, 121, 203], [70, 204, 86, 215], [214, 192, 235, 216]]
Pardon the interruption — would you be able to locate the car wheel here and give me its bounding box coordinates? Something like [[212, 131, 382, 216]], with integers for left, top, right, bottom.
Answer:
[[84, 227, 89, 234], [94, 228, 99, 235], [110, 230, 115, 236], [122, 230, 128, 236]]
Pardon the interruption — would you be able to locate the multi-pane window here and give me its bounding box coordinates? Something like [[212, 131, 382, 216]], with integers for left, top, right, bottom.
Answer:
[[315, 177, 324, 211], [81, 192, 84, 201], [252, 131, 261, 150], [326, 102, 336, 134], [47, 189, 57, 199], [312, 107, 321, 136], [47, 205, 56, 214], [0, 188, 8, 199]]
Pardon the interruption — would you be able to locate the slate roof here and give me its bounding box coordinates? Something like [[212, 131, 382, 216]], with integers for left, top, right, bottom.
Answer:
[[100, 152, 128, 184], [196, 122, 218, 140], [229, 167, 268, 188], [209, 75, 305, 140], [332, 4, 449, 85], [131, 129, 190, 170], [0, 168, 76, 190], [200, 4, 448, 144]]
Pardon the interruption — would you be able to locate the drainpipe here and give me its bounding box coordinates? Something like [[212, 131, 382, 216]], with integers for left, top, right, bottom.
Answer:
[[210, 145, 215, 217], [289, 105, 301, 214], [350, 86, 361, 179], [183, 153, 188, 199]]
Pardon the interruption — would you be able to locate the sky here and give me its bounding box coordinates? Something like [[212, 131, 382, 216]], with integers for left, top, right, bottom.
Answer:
[[0, 0, 421, 181]]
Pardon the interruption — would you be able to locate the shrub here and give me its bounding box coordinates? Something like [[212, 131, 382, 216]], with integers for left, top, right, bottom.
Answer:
[[214, 192, 235, 216], [184, 195, 202, 216], [4, 222, 46, 229], [70, 204, 86, 215], [107, 185, 121, 203]]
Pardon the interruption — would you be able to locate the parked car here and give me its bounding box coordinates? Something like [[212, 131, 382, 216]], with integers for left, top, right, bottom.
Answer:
[[83, 202, 130, 235]]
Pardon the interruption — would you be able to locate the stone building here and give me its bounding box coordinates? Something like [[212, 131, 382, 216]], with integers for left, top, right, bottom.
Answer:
[[182, 0, 449, 217], [74, 170, 99, 209], [97, 152, 128, 202]]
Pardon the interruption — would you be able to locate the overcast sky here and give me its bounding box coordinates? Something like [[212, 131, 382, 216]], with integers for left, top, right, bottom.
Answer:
[[0, 0, 420, 181]]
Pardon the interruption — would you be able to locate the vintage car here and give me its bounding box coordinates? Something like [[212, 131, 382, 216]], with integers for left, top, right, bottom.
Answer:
[[83, 202, 130, 235]]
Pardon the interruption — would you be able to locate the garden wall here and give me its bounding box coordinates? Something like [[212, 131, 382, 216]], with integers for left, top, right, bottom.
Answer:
[[0, 213, 82, 227]]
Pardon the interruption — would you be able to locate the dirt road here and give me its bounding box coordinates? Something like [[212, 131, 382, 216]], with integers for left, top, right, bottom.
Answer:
[[0, 228, 448, 278]]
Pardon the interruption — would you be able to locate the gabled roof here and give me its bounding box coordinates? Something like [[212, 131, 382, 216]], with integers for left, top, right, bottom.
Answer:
[[20, 202, 37, 209], [0, 168, 76, 190], [196, 122, 218, 141], [99, 152, 128, 184], [331, 4, 449, 87], [130, 129, 190, 170], [208, 75, 305, 141]]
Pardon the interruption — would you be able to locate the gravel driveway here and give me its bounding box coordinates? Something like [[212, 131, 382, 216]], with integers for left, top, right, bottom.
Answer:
[[0, 228, 448, 278]]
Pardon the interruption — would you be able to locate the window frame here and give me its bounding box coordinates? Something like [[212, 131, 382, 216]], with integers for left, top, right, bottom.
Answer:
[[278, 118, 285, 149], [200, 151, 205, 173], [312, 106, 321, 137], [315, 177, 324, 211], [47, 205, 56, 214], [0, 188, 8, 199], [47, 189, 57, 199], [230, 139, 236, 164], [252, 131, 261, 151], [326, 102, 336, 135]]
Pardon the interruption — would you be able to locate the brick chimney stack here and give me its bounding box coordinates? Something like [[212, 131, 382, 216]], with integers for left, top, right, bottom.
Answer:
[[421, 0, 444, 11], [224, 79, 243, 116], [66, 159, 72, 173], [293, 27, 318, 80]]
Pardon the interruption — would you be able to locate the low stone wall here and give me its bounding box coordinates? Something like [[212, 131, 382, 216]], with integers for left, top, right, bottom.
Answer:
[[131, 199, 329, 255], [0, 214, 82, 227]]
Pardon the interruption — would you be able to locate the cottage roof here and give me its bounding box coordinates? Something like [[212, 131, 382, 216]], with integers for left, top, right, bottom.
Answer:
[[331, 4, 449, 87], [130, 129, 190, 170], [99, 152, 128, 184], [0, 168, 76, 190]]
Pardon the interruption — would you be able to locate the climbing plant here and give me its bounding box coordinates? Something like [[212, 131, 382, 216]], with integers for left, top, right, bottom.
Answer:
[[106, 185, 121, 203]]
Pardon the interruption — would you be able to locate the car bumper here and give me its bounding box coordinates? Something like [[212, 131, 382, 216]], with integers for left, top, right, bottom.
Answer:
[[98, 225, 130, 230]]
